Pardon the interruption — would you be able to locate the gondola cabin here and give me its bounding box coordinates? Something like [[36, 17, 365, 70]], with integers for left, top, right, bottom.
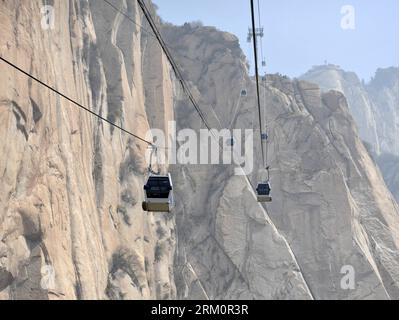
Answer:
[[256, 182, 272, 202], [226, 137, 235, 147], [142, 174, 174, 212]]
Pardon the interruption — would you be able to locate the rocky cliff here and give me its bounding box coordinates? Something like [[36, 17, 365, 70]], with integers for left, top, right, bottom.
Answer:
[[1, 0, 399, 300], [301, 65, 399, 202], [301, 65, 381, 153], [368, 67, 399, 156], [0, 0, 176, 300], [368, 68, 399, 202], [161, 22, 399, 299]]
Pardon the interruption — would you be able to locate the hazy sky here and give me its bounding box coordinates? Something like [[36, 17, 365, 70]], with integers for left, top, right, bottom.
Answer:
[[153, 0, 399, 81]]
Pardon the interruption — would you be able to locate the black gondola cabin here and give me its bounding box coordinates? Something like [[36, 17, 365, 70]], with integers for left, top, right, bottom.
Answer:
[[142, 174, 174, 212], [256, 182, 272, 202]]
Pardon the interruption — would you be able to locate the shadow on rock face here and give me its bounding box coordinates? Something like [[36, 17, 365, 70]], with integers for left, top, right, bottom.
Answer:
[[0, 267, 14, 291]]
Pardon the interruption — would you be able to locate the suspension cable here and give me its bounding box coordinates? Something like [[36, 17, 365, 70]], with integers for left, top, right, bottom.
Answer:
[[135, 0, 265, 190], [0, 56, 155, 146]]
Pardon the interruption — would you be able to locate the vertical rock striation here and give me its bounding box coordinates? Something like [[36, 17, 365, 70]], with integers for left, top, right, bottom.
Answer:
[[1, 0, 399, 300], [0, 0, 176, 300], [163, 23, 399, 300], [301, 65, 399, 202]]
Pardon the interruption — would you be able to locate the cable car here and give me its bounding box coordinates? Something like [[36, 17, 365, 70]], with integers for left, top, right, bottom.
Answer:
[[241, 89, 247, 97], [142, 174, 174, 212], [256, 181, 272, 202], [226, 137, 235, 147]]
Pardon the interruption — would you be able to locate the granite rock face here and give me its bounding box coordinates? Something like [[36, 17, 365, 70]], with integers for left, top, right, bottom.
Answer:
[[0, 0, 176, 300], [163, 24, 399, 300], [367, 67, 399, 156], [301, 65, 380, 153], [1, 0, 399, 300], [377, 153, 399, 207], [302, 65, 399, 202], [368, 69, 399, 203]]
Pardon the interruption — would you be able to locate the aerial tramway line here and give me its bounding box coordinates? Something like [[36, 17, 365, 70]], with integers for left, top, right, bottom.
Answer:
[[0, 0, 273, 214], [248, 0, 272, 202]]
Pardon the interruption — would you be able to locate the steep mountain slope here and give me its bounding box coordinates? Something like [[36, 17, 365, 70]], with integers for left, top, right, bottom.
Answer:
[[161, 23, 314, 300], [301, 65, 399, 202], [162, 23, 399, 299], [368, 69, 399, 202], [1, 0, 399, 300], [0, 0, 176, 299], [377, 154, 399, 205], [367, 67, 399, 156]]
